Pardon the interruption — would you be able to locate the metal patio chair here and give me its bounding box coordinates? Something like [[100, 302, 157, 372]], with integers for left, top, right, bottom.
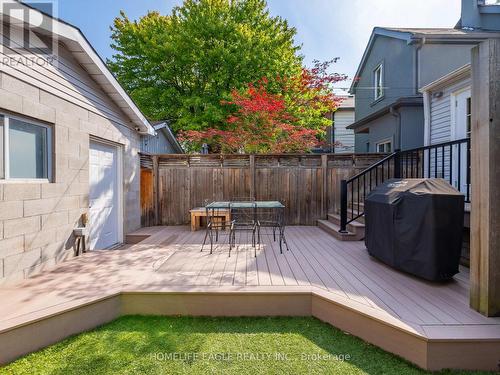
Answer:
[[229, 201, 258, 257], [201, 203, 233, 255], [256, 205, 289, 254]]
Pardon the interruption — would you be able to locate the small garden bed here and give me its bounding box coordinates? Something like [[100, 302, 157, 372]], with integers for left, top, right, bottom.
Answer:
[[2, 316, 488, 374]]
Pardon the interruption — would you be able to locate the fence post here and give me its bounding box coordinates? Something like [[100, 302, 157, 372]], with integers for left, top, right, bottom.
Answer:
[[394, 149, 401, 179], [339, 179, 348, 233], [152, 155, 159, 225], [322, 154, 328, 219], [249, 154, 256, 200]]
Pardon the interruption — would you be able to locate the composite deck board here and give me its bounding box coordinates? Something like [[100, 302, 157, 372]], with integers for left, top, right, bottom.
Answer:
[[319, 231, 473, 325], [282, 229, 327, 289], [291, 226, 421, 322], [293, 226, 437, 324], [286, 227, 355, 300], [292, 226, 385, 310], [291, 227, 375, 307], [1, 225, 499, 346], [315, 229, 447, 324], [245, 243, 260, 286], [333, 237, 477, 320]]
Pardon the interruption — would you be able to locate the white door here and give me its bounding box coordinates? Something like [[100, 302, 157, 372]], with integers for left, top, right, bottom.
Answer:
[[451, 88, 471, 195], [89, 141, 120, 249]]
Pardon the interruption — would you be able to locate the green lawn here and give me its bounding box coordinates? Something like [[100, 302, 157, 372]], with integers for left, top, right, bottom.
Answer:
[[1, 316, 489, 375]]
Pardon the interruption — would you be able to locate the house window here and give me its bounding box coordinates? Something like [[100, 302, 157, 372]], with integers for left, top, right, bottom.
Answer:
[[478, 0, 500, 5], [376, 140, 392, 153], [0, 114, 52, 180], [374, 64, 384, 101]]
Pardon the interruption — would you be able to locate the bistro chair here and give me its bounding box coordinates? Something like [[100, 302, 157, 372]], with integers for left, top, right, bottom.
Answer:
[[201, 202, 233, 255], [229, 201, 258, 257], [256, 204, 289, 254]]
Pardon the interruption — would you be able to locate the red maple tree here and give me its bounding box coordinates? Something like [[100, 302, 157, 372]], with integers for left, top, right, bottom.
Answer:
[[180, 60, 347, 153]]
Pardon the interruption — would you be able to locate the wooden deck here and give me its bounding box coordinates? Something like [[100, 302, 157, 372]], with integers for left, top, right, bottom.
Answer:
[[0, 226, 499, 371]]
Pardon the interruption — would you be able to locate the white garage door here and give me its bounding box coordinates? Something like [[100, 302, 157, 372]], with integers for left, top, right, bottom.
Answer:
[[89, 140, 120, 249]]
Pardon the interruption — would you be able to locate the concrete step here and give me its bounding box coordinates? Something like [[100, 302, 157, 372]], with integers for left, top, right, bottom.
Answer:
[[327, 214, 365, 238], [317, 219, 364, 242]]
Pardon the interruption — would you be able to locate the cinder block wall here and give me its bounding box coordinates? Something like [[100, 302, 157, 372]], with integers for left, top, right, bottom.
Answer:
[[0, 56, 141, 283]]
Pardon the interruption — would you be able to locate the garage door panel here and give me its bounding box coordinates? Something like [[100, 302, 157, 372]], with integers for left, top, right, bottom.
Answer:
[[89, 141, 119, 250]]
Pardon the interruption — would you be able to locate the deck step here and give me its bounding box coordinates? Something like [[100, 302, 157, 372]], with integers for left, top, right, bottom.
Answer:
[[327, 214, 365, 238], [317, 220, 363, 241], [125, 234, 151, 244]]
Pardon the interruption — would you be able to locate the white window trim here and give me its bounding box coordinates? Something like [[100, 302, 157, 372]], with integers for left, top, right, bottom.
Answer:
[[450, 87, 471, 141], [376, 139, 392, 153], [0, 113, 53, 182], [374, 63, 384, 101]]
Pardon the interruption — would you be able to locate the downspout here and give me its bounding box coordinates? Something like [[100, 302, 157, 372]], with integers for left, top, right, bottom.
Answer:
[[413, 37, 426, 95], [390, 106, 402, 150]]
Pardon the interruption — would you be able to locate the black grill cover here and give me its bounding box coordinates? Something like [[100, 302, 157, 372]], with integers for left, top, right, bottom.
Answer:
[[365, 179, 464, 281]]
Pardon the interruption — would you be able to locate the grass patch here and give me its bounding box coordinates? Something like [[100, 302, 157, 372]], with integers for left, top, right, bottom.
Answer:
[[1, 316, 489, 375]]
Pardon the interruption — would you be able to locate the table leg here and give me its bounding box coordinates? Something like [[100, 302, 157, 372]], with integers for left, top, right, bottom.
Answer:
[[191, 214, 196, 231]]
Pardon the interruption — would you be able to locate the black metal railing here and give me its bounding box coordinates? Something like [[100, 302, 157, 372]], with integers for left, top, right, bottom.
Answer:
[[339, 138, 471, 233]]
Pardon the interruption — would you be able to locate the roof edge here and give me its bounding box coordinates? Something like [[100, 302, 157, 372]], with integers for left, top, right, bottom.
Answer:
[[349, 27, 415, 93], [347, 96, 423, 131], [8, 0, 155, 136], [419, 64, 471, 92]]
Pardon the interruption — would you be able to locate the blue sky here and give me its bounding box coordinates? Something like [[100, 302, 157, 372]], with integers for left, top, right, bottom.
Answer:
[[54, 0, 461, 93]]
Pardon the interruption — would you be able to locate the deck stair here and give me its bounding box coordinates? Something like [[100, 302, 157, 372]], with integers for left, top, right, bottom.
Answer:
[[317, 213, 365, 241]]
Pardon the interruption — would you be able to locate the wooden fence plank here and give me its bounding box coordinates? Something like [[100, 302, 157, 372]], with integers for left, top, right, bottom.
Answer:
[[140, 154, 384, 226]]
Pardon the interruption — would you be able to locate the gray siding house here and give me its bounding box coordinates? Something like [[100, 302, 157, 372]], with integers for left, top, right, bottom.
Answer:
[[419, 1, 500, 193], [0, 3, 157, 282], [349, 0, 500, 153], [331, 96, 355, 154], [141, 122, 183, 154]]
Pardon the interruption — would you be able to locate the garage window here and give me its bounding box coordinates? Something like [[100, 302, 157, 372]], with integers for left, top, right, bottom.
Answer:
[[0, 114, 52, 180]]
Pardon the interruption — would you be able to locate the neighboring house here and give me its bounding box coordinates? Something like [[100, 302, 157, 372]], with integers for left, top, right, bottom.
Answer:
[[327, 95, 355, 153], [0, 3, 156, 282], [348, 0, 500, 153], [141, 122, 183, 154], [418, 0, 500, 192], [420, 65, 471, 191]]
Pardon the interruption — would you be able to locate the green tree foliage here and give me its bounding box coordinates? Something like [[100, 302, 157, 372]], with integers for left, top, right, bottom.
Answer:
[[108, 0, 303, 132]]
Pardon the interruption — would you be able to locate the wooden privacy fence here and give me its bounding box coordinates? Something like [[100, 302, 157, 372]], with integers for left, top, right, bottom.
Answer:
[[140, 153, 384, 226]]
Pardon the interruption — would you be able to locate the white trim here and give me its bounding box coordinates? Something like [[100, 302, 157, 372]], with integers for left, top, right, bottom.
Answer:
[[419, 64, 471, 93], [0, 113, 52, 181], [349, 28, 414, 93], [450, 87, 471, 140], [0, 0, 155, 136], [376, 138, 393, 153], [374, 63, 384, 101], [4, 116, 9, 179], [117, 144, 124, 245], [89, 136, 124, 247], [423, 91, 431, 146]]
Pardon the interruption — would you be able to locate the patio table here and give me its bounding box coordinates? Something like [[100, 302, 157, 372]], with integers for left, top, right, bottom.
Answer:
[[205, 201, 285, 209], [204, 201, 289, 254]]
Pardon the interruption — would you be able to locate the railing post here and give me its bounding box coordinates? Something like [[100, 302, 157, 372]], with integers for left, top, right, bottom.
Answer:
[[394, 149, 401, 179], [339, 179, 348, 233]]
